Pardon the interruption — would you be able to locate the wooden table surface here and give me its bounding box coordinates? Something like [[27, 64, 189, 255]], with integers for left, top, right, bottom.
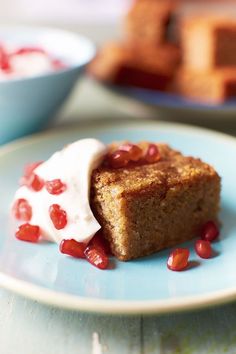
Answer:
[[1, 78, 236, 354]]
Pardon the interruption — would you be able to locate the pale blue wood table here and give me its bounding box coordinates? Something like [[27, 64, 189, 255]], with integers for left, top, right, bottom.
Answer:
[[1, 79, 236, 354]]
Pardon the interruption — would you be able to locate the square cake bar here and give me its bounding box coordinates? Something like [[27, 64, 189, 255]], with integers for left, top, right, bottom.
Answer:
[[91, 143, 220, 261]]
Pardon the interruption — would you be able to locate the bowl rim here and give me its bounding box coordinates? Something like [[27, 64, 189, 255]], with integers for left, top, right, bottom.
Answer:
[[0, 24, 96, 85]]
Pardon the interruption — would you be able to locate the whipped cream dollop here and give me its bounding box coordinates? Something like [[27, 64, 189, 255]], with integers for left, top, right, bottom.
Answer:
[[13, 139, 107, 244]]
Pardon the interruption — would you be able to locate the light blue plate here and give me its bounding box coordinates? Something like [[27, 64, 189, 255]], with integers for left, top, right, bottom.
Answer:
[[0, 120, 236, 315]]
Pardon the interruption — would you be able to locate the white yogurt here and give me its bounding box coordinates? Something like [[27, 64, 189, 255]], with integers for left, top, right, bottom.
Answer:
[[13, 139, 107, 244]]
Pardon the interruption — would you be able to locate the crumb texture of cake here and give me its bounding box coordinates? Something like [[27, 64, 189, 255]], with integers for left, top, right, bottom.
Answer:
[[88, 41, 180, 90], [181, 16, 236, 71], [91, 143, 221, 261]]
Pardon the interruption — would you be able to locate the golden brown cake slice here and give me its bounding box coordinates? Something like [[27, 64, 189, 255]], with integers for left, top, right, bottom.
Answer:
[[124, 0, 178, 45], [88, 41, 180, 90], [181, 15, 236, 71], [91, 143, 221, 261], [171, 68, 236, 104]]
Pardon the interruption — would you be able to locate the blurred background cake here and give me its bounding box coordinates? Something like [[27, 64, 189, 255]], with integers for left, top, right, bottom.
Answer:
[[89, 0, 236, 104]]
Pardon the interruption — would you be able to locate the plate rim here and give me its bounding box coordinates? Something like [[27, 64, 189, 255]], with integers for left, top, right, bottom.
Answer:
[[1, 119, 236, 315], [97, 80, 236, 112]]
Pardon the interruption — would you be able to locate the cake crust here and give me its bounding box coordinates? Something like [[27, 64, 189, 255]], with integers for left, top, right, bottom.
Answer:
[[91, 143, 221, 261]]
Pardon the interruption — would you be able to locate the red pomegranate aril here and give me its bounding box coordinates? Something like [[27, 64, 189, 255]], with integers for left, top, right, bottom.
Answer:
[[46, 179, 66, 195], [12, 198, 32, 221], [167, 248, 190, 271], [84, 246, 109, 270], [201, 220, 219, 242], [108, 150, 130, 169], [92, 231, 112, 256], [0, 45, 10, 71], [195, 240, 212, 259], [15, 223, 40, 242], [119, 143, 143, 162], [60, 239, 86, 258], [25, 173, 44, 191], [23, 161, 43, 178], [49, 204, 67, 230], [145, 144, 161, 163], [14, 47, 46, 55], [52, 59, 66, 69]]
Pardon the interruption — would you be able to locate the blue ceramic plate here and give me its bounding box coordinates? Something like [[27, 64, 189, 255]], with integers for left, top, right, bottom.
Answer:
[[0, 120, 236, 315], [102, 82, 236, 112]]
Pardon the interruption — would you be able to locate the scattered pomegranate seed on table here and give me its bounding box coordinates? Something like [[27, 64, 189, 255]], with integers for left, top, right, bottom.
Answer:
[[12, 198, 32, 221], [45, 179, 66, 195], [15, 223, 40, 242], [60, 239, 86, 258], [195, 240, 212, 259], [49, 204, 67, 230], [167, 248, 190, 271], [201, 220, 219, 242]]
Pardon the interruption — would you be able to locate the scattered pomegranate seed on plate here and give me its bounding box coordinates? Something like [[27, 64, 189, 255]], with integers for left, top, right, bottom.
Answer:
[[12, 198, 32, 221], [49, 204, 67, 230], [195, 240, 212, 259], [145, 144, 161, 163], [60, 239, 86, 258], [167, 248, 190, 271], [45, 179, 66, 195], [119, 143, 143, 162], [84, 234, 109, 270], [15, 223, 40, 242], [201, 220, 219, 242]]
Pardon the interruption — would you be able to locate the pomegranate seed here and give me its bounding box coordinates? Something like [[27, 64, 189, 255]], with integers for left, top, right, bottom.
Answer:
[[52, 59, 66, 70], [45, 179, 66, 195], [49, 204, 67, 230], [23, 161, 43, 178], [201, 221, 219, 242], [24, 173, 44, 191], [195, 240, 212, 259], [167, 248, 190, 271], [0, 45, 10, 71], [15, 223, 40, 242], [84, 233, 109, 270], [119, 143, 143, 162], [12, 198, 32, 221], [90, 231, 112, 255], [84, 247, 109, 270], [13, 47, 46, 55], [60, 239, 86, 258], [145, 144, 161, 163], [108, 150, 130, 169]]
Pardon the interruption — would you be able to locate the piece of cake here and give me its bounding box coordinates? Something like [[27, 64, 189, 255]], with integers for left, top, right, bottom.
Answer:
[[91, 142, 221, 261], [181, 15, 236, 71], [88, 41, 180, 90], [124, 0, 178, 45], [171, 68, 236, 104]]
